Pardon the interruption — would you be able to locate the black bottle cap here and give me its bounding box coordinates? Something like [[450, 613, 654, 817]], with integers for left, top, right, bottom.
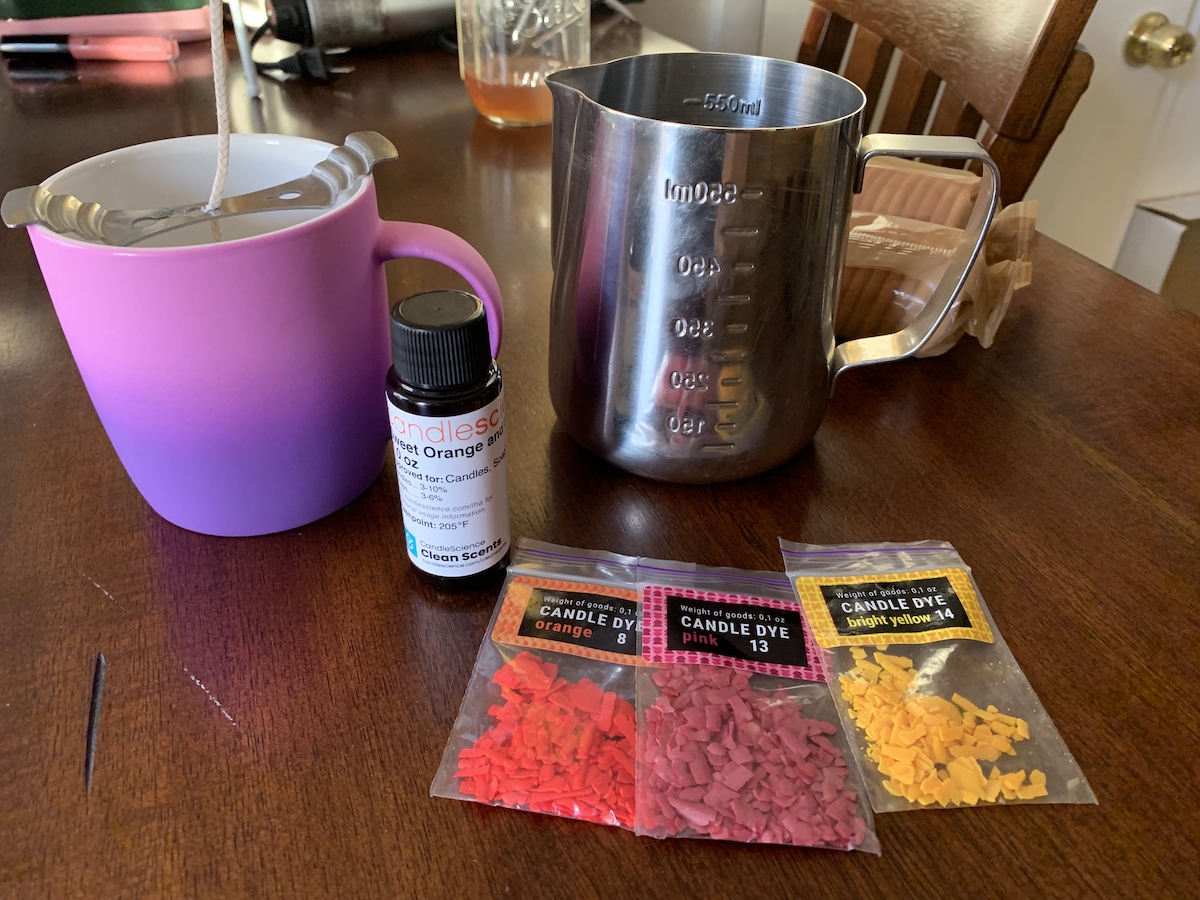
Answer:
[[389, 290, 492, 390]]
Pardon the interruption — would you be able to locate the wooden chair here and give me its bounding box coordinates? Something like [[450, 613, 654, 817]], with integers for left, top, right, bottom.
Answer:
[[797, 0, 1097, 205]]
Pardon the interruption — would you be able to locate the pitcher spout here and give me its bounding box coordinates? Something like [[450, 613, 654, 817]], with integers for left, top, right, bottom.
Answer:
[[546, 62, 607, 102], [547, 64, 607, 264]]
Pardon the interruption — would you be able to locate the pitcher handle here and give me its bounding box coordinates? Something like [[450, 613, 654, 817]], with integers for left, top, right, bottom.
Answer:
[[830, 135, 1000, 385], [375, 220, 504, 359]]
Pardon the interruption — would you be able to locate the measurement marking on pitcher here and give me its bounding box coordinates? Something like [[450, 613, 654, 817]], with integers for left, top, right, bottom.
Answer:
[[709, 351, 746, 363], [721, 377, 742, 387], [741, 188, 765, 200], [726, 324, 748, 334], [678, 94, 763, 115], [701, 443, 737, 452], [665, 179, 738, 204], [733, 262, 755, 272], [718, 294, 750, 305], [715, 423, 738, 434], [722, 226, 760, 237]]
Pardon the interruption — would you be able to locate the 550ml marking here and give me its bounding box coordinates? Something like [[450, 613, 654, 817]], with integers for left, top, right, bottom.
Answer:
[[681, 93, 763, 115]]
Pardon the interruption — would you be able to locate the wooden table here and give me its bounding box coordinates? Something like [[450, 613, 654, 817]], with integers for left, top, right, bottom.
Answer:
[[1, 18, 1198, 900]]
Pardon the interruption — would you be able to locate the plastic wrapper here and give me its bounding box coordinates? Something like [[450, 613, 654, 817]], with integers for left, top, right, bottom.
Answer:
[[430, 539, 641, 828], [779, 539, 1096, 813], [634, 558, 880, 853], [839, 157, 1036, 356]]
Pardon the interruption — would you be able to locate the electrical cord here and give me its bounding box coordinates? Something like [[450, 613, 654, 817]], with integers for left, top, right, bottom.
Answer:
[[249, 19, 349, 85]]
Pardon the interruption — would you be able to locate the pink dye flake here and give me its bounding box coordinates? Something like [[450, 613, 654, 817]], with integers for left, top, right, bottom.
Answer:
[[638, 663, 870, 850]]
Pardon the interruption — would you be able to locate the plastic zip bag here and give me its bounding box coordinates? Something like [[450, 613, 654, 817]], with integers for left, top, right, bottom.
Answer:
[[779, 539, 1096, 813], [430, 539, 641, 828], [634, 557, 880, 853]]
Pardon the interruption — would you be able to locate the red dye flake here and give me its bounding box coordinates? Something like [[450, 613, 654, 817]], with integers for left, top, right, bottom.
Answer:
[[454, 651, 637, 828], [639, 664, 870, 849]]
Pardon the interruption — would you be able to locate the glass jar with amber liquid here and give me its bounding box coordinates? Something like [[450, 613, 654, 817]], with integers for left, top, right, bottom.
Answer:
[[456, 0, 590, 126]]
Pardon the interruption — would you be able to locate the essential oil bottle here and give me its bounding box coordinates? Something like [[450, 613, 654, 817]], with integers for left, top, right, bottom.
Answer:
[[385, 290, 510, 584]]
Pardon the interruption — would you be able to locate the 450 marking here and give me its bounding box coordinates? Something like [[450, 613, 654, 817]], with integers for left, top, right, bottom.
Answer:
[[676, 255, 721, 276]]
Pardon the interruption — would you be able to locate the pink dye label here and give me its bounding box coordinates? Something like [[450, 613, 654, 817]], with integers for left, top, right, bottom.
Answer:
[[642, 584, 825, 682]]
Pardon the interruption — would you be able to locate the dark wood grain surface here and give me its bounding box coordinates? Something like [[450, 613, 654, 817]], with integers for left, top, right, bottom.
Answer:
[[1, 22, 1198, 900]]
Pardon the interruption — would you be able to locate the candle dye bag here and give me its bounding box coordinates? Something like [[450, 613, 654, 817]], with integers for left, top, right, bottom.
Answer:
[[431, 539, 641, 828], [779, 539, 1096, 814], [635, 558, 879, 853]]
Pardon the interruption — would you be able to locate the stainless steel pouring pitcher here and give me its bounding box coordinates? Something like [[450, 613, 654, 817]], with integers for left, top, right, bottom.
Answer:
[[546, 53, 999, 483]]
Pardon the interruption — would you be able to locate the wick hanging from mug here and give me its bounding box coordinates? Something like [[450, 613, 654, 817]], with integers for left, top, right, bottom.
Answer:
[[205, 0, 231, 216]]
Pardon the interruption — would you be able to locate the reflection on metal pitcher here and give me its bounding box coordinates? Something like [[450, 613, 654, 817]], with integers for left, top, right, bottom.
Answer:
[[547, 54, 999, 484]]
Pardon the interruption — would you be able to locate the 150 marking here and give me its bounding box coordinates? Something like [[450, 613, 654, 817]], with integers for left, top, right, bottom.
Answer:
[[665, 414, 707, 435]]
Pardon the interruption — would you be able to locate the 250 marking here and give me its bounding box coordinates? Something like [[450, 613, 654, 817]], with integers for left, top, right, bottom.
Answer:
[[669, 371, 709, 390]]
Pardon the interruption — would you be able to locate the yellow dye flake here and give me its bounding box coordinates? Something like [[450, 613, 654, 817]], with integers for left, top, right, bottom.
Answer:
[[839, 648, 1045, 807]]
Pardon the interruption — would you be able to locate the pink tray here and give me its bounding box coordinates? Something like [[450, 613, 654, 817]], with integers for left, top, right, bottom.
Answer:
[[0, 8, 210, 41]]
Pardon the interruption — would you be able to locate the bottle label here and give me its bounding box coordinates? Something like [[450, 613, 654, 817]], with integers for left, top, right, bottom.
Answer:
[[387, 389, 510, 578]]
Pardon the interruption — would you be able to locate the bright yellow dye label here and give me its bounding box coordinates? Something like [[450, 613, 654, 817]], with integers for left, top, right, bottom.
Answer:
[[792, 568, 994, 648]]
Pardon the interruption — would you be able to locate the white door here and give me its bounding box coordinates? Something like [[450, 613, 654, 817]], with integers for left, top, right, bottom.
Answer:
[[1028, 0, 1200, 268]]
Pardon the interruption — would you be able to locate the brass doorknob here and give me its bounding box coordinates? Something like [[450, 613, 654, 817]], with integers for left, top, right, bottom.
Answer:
[[1126, 12, 1196, 68]]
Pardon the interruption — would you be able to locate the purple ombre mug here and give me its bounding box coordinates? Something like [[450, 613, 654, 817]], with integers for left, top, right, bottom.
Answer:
[[25, 133, 503, 536]]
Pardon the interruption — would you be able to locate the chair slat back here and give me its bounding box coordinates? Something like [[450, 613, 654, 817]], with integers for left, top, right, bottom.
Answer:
[[797, 0, 1096, 203]]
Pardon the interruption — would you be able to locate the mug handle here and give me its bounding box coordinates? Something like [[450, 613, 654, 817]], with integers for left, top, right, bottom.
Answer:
[[830, 135, 1000, 385], [375, 221, 504, 359]]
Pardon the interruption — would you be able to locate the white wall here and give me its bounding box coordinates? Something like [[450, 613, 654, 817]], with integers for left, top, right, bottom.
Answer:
[[633, 0, 768, 54], [1027, 0, 1200, 267], [632, 0, 810, 58], [759, 0, 813, 60]]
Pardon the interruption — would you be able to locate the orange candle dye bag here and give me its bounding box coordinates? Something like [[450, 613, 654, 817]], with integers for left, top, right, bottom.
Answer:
[[430, 539, 641, 828], [779, 540, 1097, 813]]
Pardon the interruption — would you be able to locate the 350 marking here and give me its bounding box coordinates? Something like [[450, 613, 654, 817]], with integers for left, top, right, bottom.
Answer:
[[671, 317, 715, 338]]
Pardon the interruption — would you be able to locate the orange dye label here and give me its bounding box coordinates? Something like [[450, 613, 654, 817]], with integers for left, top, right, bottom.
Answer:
[[492, 576, 641, 664]]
